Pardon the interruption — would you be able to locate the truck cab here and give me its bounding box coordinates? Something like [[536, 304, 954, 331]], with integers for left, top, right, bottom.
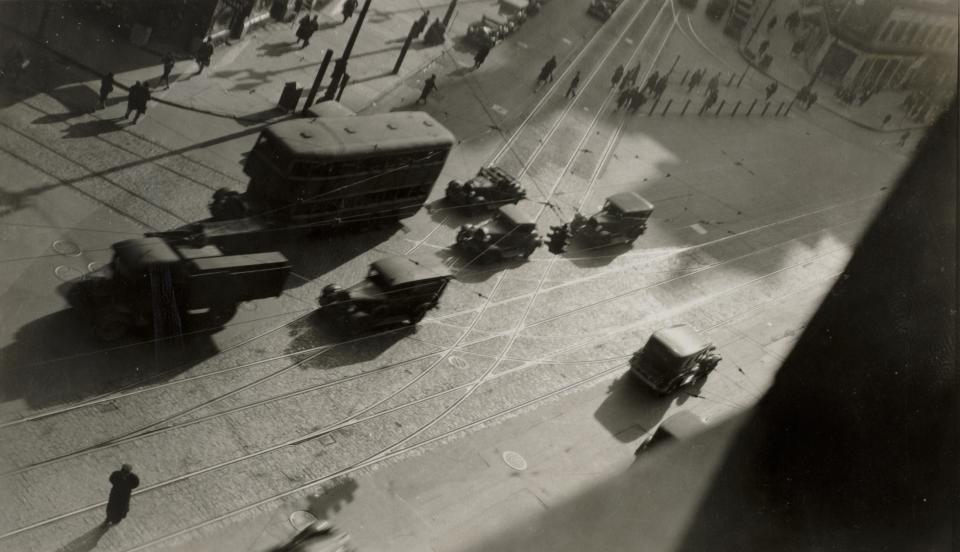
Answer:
[[64, 237, 290, 341], [319, 256, 453, 331], [629, 324, 722, 395]]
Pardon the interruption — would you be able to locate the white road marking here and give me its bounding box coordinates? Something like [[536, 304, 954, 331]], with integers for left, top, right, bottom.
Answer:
[[491, 104, 508, 115], [517, 41, 529, 49], [691, 223, 708, 234], [625, 38, 634, 44], [562, 37, 572, 44]]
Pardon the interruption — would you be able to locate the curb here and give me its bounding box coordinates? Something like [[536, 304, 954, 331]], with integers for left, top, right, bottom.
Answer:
[[736, 45, 928, 134]]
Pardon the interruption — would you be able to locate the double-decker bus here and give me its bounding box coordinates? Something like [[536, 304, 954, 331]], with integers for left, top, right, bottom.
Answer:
[[210, 109, 455, 229]]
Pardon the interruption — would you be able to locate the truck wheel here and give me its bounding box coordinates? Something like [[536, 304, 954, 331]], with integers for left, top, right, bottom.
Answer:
[[94, 310, 130, 342]]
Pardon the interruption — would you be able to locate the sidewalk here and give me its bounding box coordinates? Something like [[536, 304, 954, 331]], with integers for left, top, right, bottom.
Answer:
[[2, 0, 507, 121], [729, 0, 927, 133]]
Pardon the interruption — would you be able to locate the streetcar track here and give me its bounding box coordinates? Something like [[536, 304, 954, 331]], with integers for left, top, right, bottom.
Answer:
[[0, 193, 873, 433], [2, 257, 844, 545], [2, 215, 858, 478]]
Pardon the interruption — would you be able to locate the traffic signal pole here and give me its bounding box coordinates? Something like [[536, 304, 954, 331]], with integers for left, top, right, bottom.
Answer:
[[326, 0, 373, 102], [303, 49, 334, 113]]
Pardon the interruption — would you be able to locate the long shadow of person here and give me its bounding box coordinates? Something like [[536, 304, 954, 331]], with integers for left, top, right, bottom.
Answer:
[[57, 523, 109, 552]]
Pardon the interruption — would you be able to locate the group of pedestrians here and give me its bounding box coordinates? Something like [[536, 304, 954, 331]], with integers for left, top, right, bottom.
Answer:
[[295, 14, 321, 48]]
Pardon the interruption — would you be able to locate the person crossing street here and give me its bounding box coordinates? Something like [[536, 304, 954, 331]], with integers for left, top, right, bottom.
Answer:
[[535, 55, 557, 91], [473, 45, 491, 69], [565, 71, 581, 98], [159, 52, 175, 88], [104, 464, 140, 526], [416, 74, 438, 104], [342, 0, 358, 24], [98, 72, 114, 109], [611, 64, 624, 88], [195, 37, 213, 74]]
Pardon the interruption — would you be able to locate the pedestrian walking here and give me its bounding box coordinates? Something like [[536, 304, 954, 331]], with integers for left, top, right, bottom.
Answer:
[[805, 91, 818, 110], [159, 52, 175, 89], [98, 72, 114, 109], [413, 10, 429, 39], [628, 87, 646, 114], [897, 131, 910, 147], [687, 69, 703, 93], [130, 82, 150, 123], [342, 0, 358, 24], [615, 86, 632, 111], [611, 64, 624, 88], [766, 15, 778, 31], [125, 81, 142, 119], [473, 45, 491, 69], [565, 71, 581, 98], [785, 10, 799, 31], [535, 55, 557, 91], [882, 114, 892, 126], [653, 74, 667, 99], [195, 37, 213, 74], [417, 74, 438, 104], [300, 15, 319, 48], [794, 85, 809, 105], [643, 70, 659, 94], [706, 72, 719, 93], [295, 13, 311, 45], [764, 81, 778, 100], [703, 88, 718, 112], [758, 38, 770, 55], [104, 464, 140, 525]]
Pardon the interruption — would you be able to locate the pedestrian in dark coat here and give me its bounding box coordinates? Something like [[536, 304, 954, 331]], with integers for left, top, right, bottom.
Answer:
[[766, 15, 778, 31], [195, 38, 214, 74], [300, 15, 319, 48], [417, 74, 438, 104], [565, 71, 581, 98], [653, 74, 667, 99], [707, 73, 719, 93], [414, 10, 429, 38], [159, 52, 175, 88], [643, 70, 659, 93], [98, 72, 114, 109], [535, 56, 557, 91], [611, 64, 624, 88], [764, 81, 778, 100], [295, 14, 311, 45], [342, 0, 358, 23], [805, 91, 818, 109], [628, 88, 646, 114], [897, 131, 910, 147], [104, 464, 139, 525], [758, 38, 770, 55], [473, 45, 491, 69], [687, 69, 702, 92], [130, 82, 150, 123], [615, 86, 632, 111], [703, 88, 718, 112], [125, 81, 142, 119]]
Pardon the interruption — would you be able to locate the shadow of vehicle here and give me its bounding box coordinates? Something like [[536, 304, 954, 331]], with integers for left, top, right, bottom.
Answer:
[[0, 307, 219, 412], [593, 371, 675, 443]]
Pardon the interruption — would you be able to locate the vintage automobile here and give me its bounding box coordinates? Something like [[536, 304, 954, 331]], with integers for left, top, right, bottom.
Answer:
[[499, 0, 529, 27], [62, 237, 290, 341], [630, 324, 722, 395], [547, 191, 654, 253], [587, 0, 622, 20], [633, 411, 709, 458], [456, 204, 542, 262], [466, 15, 509, 48], [270, 520, 354, 552], [319, 256, 453, 331], [445, 166, 526, 211], [571, 191, 653, 247]]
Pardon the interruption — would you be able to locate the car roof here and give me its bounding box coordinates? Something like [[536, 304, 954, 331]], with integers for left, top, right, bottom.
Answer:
[[649, 324, 711, 358], [658, 411, 708, 438], [496, 204, 535, 226], [112, 237, 179, 270], [607, 192, 654, 214], [264, 111, 455, 158], [370, 256, 452, 287]]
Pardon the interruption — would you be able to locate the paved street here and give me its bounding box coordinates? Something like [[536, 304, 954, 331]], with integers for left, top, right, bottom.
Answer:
[[0, 0, 932, 550]]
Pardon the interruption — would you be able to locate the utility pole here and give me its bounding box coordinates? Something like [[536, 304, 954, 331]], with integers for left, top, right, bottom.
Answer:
[[303, 49, 334, 113], [744, 0, 775, 50], [327, 0, 372, 101], [443, 0, 457, 27], [393, 21, 419, 74]]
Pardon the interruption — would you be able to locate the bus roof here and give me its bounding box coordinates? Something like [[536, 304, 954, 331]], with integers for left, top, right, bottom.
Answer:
[[264, 111, 456, 159]]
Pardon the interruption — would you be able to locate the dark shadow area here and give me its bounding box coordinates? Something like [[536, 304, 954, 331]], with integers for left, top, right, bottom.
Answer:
[[351, 44, 402, 59], [449, 34, 480, 55], [56, 523, 109, 552], [62, 117, 125, 139], [0, 306, 219, 410], [344, 70, 394, 87], [592, 372, 673, 443], [236, 106, 286, 126], [306, 476, 359, 519], [425, 198, 484, 229]]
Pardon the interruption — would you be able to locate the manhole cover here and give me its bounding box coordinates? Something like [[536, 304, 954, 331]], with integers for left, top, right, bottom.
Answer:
[[52, 240, 81, 256], [54, 265, 85, 282], [289, 510, 317, 531], [502, 451, 527, 471]]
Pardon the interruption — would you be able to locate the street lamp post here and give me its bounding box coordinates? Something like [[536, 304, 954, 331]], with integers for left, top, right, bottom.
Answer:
[[326, 0, 373, 100]]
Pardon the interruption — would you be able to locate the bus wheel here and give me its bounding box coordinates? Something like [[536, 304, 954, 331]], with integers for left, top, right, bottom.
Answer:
[[94, 309, 130, 342]]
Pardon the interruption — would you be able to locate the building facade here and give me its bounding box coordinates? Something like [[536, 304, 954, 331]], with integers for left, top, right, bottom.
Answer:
[[809, 0, 958, 94]]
